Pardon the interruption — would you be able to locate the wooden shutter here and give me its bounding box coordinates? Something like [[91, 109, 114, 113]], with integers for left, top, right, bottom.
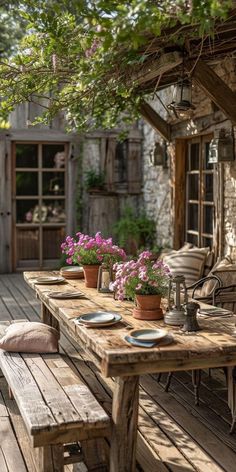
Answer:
[[105, 138, 116, 192], [127, 138, 142, 194]]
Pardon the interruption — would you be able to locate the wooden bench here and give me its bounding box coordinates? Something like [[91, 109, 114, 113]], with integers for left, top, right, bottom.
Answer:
[[0, 351, 110, 472]]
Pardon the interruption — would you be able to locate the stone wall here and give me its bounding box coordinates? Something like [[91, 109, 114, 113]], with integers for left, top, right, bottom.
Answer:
[[141, 57, 236, 257]]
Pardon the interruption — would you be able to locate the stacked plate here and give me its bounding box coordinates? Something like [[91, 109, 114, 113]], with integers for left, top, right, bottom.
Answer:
[[75, 312, 122, 328], [60, 266, 84, 279], [125, 328, 173, 348]]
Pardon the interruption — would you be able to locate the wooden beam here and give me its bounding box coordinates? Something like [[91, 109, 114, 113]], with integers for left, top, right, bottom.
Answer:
[[186, 59, 236, 124], [140, 101, 171, 141], [132, 51, 182, 86]]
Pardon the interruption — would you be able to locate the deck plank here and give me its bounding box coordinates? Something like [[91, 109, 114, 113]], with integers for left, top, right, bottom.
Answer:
[[1, 274, 236, 472]]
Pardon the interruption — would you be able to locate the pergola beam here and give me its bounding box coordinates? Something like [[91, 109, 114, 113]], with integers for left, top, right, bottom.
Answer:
[[132, 51, 182, 86], [140, 101, 171, 141], [186, 59, 236, 124]]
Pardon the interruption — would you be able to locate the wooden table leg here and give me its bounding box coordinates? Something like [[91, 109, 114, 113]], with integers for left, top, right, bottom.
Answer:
[[41, 302, 60, 332], [110, 375, 139, 472]]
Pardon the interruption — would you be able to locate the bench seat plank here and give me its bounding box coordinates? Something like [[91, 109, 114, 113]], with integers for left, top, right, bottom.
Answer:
[[44, 354, 110, 426], [0, 351, 110, 448]]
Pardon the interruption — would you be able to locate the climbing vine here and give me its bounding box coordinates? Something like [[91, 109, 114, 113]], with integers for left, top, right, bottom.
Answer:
[[0, 0, 232, 130]]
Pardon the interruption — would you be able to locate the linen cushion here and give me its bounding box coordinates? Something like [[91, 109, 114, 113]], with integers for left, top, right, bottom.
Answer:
[[163, 247, 209, 286], [0, 322, 59, 353], [202, 250, 215, 276], [199, 256, 234, 297]]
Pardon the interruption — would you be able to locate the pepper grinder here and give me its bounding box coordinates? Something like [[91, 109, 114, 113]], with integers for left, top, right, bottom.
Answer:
[[182, 302, 201, 332]]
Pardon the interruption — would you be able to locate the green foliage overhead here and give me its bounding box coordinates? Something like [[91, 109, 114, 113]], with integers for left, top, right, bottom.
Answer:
[[0, 1, 26, 58], [0, 0, 232, 129]]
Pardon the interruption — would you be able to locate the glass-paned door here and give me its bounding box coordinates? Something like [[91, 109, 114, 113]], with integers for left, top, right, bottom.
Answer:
[[185, 134, 215, 248], [13, 142, 68, 270]]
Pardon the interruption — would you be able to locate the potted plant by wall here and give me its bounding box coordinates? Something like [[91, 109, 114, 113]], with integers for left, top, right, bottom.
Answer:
[[61, 232, 126, 288], [113, 207, 156, 255], [111, 251, 170, 320], [84, 169, 105, 193]]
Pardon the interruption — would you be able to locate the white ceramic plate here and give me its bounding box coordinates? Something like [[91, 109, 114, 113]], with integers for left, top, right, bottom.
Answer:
[[75, 312, 122, 327], [79, 312, 115, 324], [34, 276, 65, 284], [125, 333, 173, 348], [129, 328, 168, 342]]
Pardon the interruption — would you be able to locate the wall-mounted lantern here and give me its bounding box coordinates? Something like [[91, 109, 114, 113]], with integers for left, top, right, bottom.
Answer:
[[149, 141, 168, 168], [208, 128, 235, 164]]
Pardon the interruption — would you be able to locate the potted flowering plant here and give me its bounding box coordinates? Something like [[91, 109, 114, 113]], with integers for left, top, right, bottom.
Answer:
[[112, 251, 170, 320], [61, 232, 126, 288]]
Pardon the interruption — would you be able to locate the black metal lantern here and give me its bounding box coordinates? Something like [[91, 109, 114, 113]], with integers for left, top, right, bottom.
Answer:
[[208, 128, 235, 164], [168, 78, 195, 118]]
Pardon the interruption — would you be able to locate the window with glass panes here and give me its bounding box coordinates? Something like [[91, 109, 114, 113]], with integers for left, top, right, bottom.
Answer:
[[185, 135, 214, 248], [13, 142, 68, 270]]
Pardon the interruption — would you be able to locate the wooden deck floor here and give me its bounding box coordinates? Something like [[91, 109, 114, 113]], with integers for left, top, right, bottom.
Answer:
[[0, 273, 236, 472]]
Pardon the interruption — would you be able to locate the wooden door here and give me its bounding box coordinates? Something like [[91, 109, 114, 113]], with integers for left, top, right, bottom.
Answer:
[[174, 134, 219, 253], [185, 134, 215, 248], [12, 142, 68, 270]]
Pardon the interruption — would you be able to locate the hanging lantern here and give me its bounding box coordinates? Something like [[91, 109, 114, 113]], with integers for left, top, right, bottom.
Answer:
[[168, 78, 195, 118]]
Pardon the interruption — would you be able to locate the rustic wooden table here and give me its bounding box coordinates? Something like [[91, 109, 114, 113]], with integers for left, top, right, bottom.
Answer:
[[24, 271, 236, 472]]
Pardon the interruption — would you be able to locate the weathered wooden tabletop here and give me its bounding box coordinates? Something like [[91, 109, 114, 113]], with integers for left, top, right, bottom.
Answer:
[[24, 271, 236, 377], [24, 271, 236, 472]]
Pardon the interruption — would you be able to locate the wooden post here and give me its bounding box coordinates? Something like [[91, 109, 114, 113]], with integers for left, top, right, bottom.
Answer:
[[110, 376, 139, 472], [140, 101, 171, 141], [41, 302, 60, 332], [186, 59, 236, 124], [36, 445, 64, 472]]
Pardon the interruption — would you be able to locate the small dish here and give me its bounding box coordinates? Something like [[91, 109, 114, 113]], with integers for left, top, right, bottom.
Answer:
[[124, 333, 173, 348], [75, 313, 122, 328], [129, 328, 168, 342], [79, 312, 115, 324], [34, 276, 65, 284]]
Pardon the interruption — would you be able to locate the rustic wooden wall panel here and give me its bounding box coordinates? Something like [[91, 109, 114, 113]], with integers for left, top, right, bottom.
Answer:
[[0, 136, 12, 273], [128, 139, 142, 194], [173, 139, 187, 249]]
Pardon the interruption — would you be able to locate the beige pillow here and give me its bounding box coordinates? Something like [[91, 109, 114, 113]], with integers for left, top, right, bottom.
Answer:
[[203, 250, 215, 277], [0, 322, 59, 353], [200, 256, 234, 297], [163, 247, 209, 286]]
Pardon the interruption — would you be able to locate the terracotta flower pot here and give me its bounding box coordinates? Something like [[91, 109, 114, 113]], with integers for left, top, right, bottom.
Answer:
[[133, 307, 163, 320], [82, 264, 100, 288], [133, 294, 163, 320], [135, 294, 161, 310]]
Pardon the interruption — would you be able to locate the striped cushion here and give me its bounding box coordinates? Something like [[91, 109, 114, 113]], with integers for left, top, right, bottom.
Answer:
[[163, 248, 209, 286], [203, 250, 214, 277]]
